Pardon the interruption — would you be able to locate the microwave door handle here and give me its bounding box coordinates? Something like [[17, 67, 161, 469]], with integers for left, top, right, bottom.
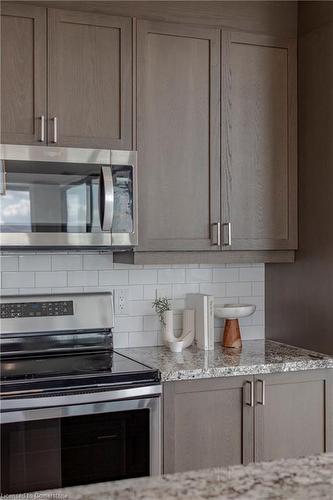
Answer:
[[99, 166, 114, 231]]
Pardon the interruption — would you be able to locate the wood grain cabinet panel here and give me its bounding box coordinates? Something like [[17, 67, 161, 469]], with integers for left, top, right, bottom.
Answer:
[[222, 32, 297, 250], [1, 4, 46, 145], [163, 370, 332, 473], [137, 20, 221, 251], [48, 9, 132, 149], [163, 377, 253, 473], [254, 370, 332, 462]]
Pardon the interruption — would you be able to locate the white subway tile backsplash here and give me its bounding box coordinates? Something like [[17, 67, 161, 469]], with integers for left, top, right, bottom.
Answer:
[[19, 255, 51, 271], [52, 255, 82, 271], [129, 269, 157, 285], [185, 268, 212, 283], [113, 332, 129, 348], [0, 288, 19, 295], [158, 268, 186, 284], [143, 285, 172, 300], [240, 325, 265, 340], [2, 272, 34, 288], [19, 287, 52, 295], [116, 316, 143, 332], [240, 266, 264, 282], [199, 283, 226, 297], [226, 282, 252, 297], [128, 332, 158, 347], [144, 315, 160, 332], [0, 256, 19, 272], [127, 285, 144, 300], [36, 271, 67, 288], [0, 253, 265, 346], [99, 270, 128, 286], [130, 300, 154, 317], [172, 283, 199, 299], [252, 281, 265, 296], [213, 267, 239, 283], [83, 254, 114, 270], [68, 271, 98, 287]]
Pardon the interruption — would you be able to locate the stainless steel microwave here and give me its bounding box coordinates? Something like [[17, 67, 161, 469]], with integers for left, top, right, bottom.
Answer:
[[0, 145, 138, 249]]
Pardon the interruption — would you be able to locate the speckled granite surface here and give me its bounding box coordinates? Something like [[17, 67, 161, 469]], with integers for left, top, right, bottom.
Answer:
[[118, 340, 333, 381], [37, 453, 333, 500]]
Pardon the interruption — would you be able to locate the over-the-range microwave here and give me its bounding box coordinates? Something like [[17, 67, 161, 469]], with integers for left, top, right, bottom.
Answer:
[[0, 145, 138, 249]]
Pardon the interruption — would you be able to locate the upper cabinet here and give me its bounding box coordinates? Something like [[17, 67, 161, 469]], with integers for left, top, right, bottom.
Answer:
[[1, 4, 46, 145], [1, 3, 298, 261], [48, 9, 132, 149], [221, 32, 297, 250], [133, 21, 297, 259], [136, 20, 221, 251], [0, 5, 132, 149]]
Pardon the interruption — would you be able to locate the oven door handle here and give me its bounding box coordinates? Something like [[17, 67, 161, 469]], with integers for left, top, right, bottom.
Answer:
[[99, 166, 114, 231]]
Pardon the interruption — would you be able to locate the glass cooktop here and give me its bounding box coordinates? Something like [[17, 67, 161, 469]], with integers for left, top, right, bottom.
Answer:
[[0, 351, 160, 394]]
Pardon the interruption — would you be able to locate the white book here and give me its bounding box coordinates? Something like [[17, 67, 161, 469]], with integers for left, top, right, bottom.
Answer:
[[186, 294, 214, 350]]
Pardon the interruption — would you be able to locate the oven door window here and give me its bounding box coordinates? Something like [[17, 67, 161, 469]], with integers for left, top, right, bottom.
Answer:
[[0, 161, 104, 233], [1, 409, 150, 495]]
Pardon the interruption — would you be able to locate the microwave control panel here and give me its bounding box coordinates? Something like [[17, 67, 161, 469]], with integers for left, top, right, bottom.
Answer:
[[0, 300, 74, 319]]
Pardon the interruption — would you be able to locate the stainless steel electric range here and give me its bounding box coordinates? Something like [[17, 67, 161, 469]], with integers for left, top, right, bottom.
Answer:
[[0, 292, 161, 495]]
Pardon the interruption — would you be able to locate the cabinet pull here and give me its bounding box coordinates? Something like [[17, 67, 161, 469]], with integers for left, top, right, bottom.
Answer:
[[0, 160, 6, 196], [244, 380, 254, 407], [211, 222, 221, 246], [39, 115, 45, 142], [52, 116, 58, 143], [222, 222, 232, 246], [257, 379, 266, 405]]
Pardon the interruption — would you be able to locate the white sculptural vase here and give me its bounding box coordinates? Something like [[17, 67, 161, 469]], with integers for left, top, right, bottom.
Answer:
[[162, 310, 174, 345]]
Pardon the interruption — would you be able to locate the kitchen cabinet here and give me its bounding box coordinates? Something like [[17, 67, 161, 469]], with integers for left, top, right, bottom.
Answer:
[[221, 32, 297, 250], [136, 20, 221, 252], [1, 4, 132, 149], [163, 376, 253, 473], [1, 4, 46, 145], [254, 370, 332, 462], [128, 22, 297, 262], [163, 370, 332, 473], [48, 9, 132, 149]]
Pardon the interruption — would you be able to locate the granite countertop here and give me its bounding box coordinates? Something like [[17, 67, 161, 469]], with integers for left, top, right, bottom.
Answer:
[[38, 453, 333, 500], [118, 340, 333, 381]]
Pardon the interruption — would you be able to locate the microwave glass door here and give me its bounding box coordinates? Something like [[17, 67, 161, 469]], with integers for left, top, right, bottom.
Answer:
[[0, 160, 135, 247]]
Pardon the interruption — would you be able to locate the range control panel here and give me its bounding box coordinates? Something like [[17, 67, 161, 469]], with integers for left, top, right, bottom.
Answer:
[[0, 300, 74, 319]]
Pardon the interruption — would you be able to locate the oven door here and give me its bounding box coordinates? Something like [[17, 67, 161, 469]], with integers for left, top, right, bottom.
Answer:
[[0, 388, 161, 495], [0, 145, 137, 248]]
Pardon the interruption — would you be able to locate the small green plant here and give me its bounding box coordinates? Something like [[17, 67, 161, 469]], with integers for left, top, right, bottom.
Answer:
[[152, 297, 171, 326]]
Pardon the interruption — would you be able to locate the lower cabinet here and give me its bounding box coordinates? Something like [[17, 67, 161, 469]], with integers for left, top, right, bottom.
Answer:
[[163, 370, 332, 473]]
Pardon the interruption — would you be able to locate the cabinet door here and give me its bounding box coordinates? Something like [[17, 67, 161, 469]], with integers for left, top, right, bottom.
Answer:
[[48, 9, 132, 149], [137, 21, 221, 251], [163, 377, 253, 473], [1, 4, 46, 145], [254, 370, 333, 462], [222, 32, 297, 250]]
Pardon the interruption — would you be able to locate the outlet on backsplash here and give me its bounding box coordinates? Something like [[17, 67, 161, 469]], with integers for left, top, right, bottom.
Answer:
[[114, 288, 129, 315]]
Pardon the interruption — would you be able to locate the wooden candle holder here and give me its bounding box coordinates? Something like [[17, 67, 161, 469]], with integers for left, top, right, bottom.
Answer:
[[222, 319, 242, 349]]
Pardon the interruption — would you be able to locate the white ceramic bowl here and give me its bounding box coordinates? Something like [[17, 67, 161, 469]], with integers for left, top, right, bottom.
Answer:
[[214, 304, 256, 320]]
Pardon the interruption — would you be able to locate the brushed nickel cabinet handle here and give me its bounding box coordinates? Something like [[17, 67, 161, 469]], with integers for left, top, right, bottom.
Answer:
[[39, 115, 45, 142], [0, 160, 7, 196], [211, 222, 221, 246], [257, 379, 266, 405], [222, 222, 232, 246], [52, 116, 58, 143], [244, 380, 254, 407]]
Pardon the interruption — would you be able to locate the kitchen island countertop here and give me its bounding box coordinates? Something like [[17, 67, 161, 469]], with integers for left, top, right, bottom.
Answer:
[[37, 453, 333, 500], [118, 339, 333, 382]]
